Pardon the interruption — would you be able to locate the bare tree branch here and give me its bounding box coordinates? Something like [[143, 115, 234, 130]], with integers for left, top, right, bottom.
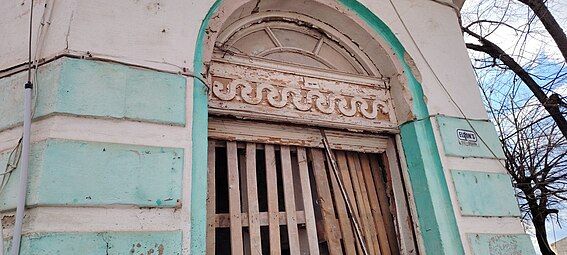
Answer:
[[463, 26, 567, 138], [516, 0, 567, 62]]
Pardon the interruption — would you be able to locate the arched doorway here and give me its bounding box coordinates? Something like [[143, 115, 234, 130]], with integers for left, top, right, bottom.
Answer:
[[191, 1, 465, 254], [204, 5, 413, 255]]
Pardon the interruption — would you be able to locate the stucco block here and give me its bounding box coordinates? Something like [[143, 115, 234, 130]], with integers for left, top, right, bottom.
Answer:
[[0, 139, 183, 209], [0, 57, 186, 131], [4, 231, 182, 254], [400, 119, 464, 254], [451, 170, 520, 217], [436, 116, 505, 159], [468, 234, 536, 255]]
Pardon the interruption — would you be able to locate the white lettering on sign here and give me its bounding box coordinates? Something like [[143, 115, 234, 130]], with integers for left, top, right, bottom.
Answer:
[[457, 129, 479, 147]]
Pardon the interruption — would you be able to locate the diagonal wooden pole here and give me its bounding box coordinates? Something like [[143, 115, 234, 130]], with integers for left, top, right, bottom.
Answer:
[[320, 129, 370, 255]]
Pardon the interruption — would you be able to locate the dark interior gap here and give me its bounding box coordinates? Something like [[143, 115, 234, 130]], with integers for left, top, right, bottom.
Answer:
[[215, 145, 229, 214], [256, 148, 269, 212], [275, 146, 286, 211]]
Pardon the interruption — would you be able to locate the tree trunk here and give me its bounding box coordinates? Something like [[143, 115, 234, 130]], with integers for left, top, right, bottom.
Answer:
[[523, 186, 556, 255], [517, 0, 567, 62], [532, 210, 555, 255], [463, 27, 567, 138]]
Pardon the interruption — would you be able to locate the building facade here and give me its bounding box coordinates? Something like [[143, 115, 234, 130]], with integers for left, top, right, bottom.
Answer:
[[553, 237, 567, 255], [0, 0, 536, 254]]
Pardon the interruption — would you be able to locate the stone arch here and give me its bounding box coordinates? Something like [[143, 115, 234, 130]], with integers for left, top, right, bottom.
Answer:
[[191, 1, 464, 254], [215, 11, 381, 76], [196, 0, 417, 122]]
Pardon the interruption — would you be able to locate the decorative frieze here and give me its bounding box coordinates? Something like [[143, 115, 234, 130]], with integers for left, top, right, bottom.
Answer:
[[208, 61, 397, 132], [212, 78, 390, 119]]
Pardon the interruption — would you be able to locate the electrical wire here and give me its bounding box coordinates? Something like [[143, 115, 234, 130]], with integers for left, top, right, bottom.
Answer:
[[384, 4, 543, 252], [0, 0, 55, 197], [387, 0, 508, 167], [0, 1, 39, 254]]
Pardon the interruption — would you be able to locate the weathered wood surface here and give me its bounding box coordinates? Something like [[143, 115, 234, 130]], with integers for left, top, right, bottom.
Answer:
[[264, 144, 281, 254], [297, 148, 320, 254], [327, 153, 357, 255], [227, 141, 244, 255], [280, 146, 301, 254], [209, 60, 397, 132], [213, 211, 307, 228], [209, 118, 389, 153], [207, 137, 402, 254], [311, 149, 342, 254], [246, 143, 262, 254]]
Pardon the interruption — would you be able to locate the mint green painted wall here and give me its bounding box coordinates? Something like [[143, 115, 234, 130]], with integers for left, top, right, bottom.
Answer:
[[468, 234, 535, 255], [0, 139, 183, 210], [436, 115, 505, 159], [0, 61, 59, 130], [0, 57, 186, 130], [4, 231, 182, 254], [190, 1, 221, 254], [401, 119, 464, 254], [452, 170, 520, 217]]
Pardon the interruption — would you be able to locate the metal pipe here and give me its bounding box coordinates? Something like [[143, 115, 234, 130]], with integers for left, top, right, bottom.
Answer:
[[10, 85, 32, 255], [10, 0, 34, 254]]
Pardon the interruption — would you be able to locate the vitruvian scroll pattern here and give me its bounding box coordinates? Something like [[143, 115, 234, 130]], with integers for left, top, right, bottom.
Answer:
[[211, 79, 389, 119], [208, 60, 396, 132]]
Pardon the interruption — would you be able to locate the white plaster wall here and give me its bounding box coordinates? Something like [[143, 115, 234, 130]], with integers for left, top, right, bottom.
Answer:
[[1, 0, 487, 122], [1, 1, 504, 254], [359, 0, 488, 120]]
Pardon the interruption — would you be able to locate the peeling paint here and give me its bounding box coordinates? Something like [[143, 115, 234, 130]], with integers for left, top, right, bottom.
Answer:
[[3, 231, 182, 254]]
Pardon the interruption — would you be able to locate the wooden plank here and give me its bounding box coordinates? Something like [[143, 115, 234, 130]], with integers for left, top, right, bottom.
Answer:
[[335, 151, 360, 218], [297, 148, 320, 254], [352, 153, 381, 255], [214, 211, 307, 228], [227, 141, 244, 255], [387, 138, 417, 254], [209, 118, 390, 153], [335, 150, 363, 254], [311, 148, 342, 255], [280, 146, 301, 254], [326, 154, 357, 255], [360, 153, 391, 255], [346, 152, 377, 255], [238, 147, 251, 255], [265, 145, 281, 254], [376, 153, 400, 255], [246, 143, 262, 254], [206, 141, 216, 254]]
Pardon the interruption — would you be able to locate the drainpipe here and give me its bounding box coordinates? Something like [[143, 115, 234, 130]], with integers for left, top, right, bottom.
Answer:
[[10, 81, 32, 255], [10, 0, 34, 254]]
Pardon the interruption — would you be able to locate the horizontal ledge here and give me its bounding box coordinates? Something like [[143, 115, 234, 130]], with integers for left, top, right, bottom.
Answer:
[[0, 114, 190, 153], [444, 156, 506, 174], [0, 51, 196, 80], [458, 216, 525, 235], [1, 207, 183, 238]]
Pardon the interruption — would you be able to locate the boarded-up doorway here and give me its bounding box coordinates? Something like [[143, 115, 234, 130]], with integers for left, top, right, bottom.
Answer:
[[205, 10, 417, 254], [206, 119, 403, 254]]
